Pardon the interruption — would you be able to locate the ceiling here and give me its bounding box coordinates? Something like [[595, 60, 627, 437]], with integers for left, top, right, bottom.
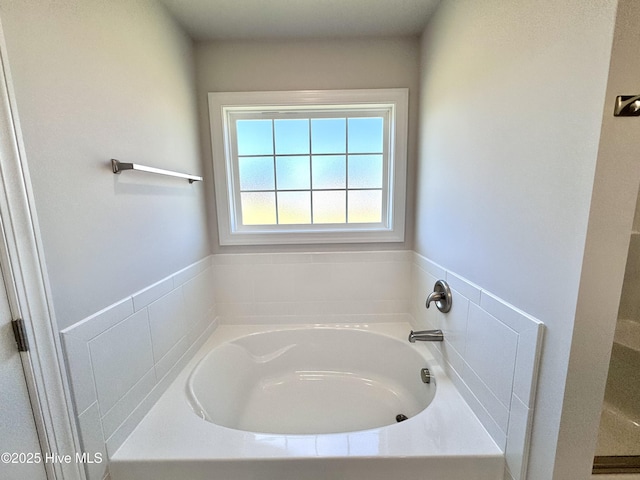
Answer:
[[160, 0, 440, 41]]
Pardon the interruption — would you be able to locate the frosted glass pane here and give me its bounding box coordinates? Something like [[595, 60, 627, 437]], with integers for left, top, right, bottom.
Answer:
[[311, 118, 346, 154], [238, 156, 275, 191], [348, 155, 383, 188], [348, 117, 383, 153], [241, 192, 276, 225], [348, 190, 382, 223], [276, 156, 310, 190], [313, 191, 346, 224], [312, 155, 346, 189], [275, 119, 310, 154], [236, 120, 273, 156], [277, 191, 311, 224]]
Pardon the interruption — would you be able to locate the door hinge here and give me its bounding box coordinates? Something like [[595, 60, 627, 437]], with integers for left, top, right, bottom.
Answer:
[[11, 318, 29, 352]]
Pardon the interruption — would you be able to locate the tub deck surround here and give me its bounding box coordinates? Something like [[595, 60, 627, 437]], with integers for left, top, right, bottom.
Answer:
[[60, 256, 217, 480], [57, 250, 544, 480], [110, 322, 504, 480], [411, 252, 544, 480]]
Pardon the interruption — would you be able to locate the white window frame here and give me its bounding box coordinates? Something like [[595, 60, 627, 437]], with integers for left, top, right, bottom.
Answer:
[[208, 89, 408, 245]]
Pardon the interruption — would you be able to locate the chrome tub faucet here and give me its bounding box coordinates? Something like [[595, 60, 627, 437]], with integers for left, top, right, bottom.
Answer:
[[408, 329, 444, 342], [409, 279, 451, 343], [425, 279, 452, 313]]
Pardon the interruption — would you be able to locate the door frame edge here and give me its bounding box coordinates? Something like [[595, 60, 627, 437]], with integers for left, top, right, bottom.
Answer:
[[0, 16, 85, 480]]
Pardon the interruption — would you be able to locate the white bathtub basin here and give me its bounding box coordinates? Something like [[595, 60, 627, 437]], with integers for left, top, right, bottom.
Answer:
[[110, 322, 504, 480], [187, 328, 435, 434]]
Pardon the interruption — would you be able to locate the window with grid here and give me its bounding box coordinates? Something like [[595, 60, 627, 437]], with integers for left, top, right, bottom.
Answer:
[[209, 89, 408, 245]]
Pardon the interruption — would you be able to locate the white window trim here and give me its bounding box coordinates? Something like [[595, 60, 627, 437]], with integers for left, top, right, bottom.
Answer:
[[208, 89, 408, 246]]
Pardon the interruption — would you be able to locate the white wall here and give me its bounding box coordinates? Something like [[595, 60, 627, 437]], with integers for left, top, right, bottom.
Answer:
[[195, 36, 420, 253], [416, 0, 622, 478], [0, 0, 210, 330], [556, 0, 640, 476]]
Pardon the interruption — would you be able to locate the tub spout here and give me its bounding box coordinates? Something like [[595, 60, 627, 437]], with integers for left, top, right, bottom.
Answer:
[[408, 329, 444, 343]]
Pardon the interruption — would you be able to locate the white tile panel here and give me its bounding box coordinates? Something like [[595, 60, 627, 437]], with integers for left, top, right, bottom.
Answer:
[[89, 309, 154, 414], [356, 261, 408, 301], [311, 251, 409, 263], [445, 271, 482, 305], [465, 303, 518, 407], [183, 268, 215, 329], [513, 325, 544, 408], [462, 362, 510, 433], [105, 320, 218, 457], [187, 314, 218, 345], [448, 363, 507, 451], [293, 262, 335, 302], [440, 340, 465, 375], [172, 257, 212, 288], [155, 337, 189, 380], [214, 251, 413, 325], [408, 252, 543, 475], [213, 263, 253, 304], [253, 263, 296, 303], [213, 253, 271, 265], [62, 298, 134, 342], [132, 277, 173, 312], [379, 261, 412, 300], [412, 251, 446, 280], [100, 369, 156, 439], [61, 334, 97, 414], [505, 394, 531, 480], [411, 265, 440, 330], [436, 287, 469, 356], [330, 262, 377, 301], [480, 290, 542, 333], [252, 301, 296, 317], [215, 302, 252, 320], [61, 256, 216, 477], [147, 288, 187, 361], [271, 252, 313, 264], [76, 403, 108, 480]]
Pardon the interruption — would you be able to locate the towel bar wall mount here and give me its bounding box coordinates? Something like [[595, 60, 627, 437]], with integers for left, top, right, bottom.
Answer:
[[111, 159, 203, 183]]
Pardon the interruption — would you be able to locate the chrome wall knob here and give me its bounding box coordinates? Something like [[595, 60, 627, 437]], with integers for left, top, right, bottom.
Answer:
[[426, 280, 452, 313]]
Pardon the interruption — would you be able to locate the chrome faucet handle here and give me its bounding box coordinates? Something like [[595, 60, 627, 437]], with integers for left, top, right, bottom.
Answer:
[[426, 291, 444, 305], [426, 280, 452, 313]]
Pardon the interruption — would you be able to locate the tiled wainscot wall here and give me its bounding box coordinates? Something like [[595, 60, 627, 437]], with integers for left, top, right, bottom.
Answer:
[[212, 250, 412, 324], [61, 257, 216, 480], [60, 250, 543, 480], [411, 252, 544, 480]]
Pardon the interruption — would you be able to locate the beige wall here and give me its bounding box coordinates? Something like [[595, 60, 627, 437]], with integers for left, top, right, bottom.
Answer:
[[195, 36, 420, 253], [0, 0, 210, 329], [416, 0, 622, 478]]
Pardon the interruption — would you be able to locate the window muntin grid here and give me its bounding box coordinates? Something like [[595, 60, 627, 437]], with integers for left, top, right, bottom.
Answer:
[[229, 109, 389, 228], [208, 89, 408, 245]]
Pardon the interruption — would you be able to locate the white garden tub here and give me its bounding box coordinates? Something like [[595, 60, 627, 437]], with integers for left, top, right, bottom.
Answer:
[[187, 327, 435, 435], [110, 322, 504, 480]]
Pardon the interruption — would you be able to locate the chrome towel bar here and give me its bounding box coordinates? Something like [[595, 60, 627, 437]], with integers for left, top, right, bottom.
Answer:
[[111, 159, 203, 183]]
